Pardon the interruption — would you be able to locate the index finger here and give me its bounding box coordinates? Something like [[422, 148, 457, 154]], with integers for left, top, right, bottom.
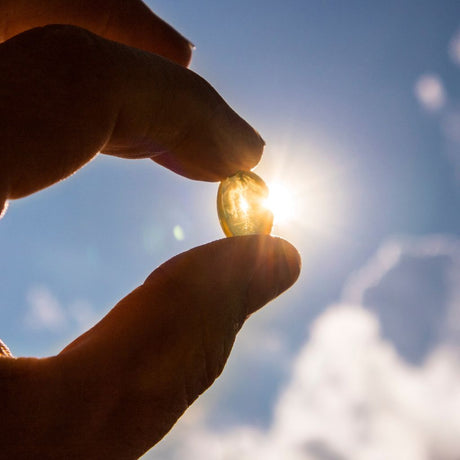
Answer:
[[0, 25, 264, 208], [0, 0, 192, 66]]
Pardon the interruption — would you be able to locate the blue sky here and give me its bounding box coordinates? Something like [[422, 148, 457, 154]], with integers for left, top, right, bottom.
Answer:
[[1, 1, 459, 459]]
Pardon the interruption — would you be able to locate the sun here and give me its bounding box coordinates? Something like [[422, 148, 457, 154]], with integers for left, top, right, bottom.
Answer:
[[264, 181, 297, 225], [250, 140, 347, 240], [262, 172, 338, 238]]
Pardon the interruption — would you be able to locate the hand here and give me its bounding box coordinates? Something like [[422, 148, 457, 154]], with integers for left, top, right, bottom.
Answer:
[[0, 2, 301, 459]]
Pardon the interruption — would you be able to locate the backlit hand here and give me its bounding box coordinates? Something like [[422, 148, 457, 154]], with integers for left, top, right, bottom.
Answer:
[[0, 2, 300, 458]]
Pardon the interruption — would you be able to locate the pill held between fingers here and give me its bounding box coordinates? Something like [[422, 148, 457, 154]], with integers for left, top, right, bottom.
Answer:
[[217, 171, 273, 237]]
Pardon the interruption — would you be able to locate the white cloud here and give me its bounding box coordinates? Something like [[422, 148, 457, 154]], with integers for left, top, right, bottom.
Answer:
[[343, 236, 460, 361], [414, 74, 446, 112], [342, 240, 403, 305], [24, 285, 98, 334], [268, 306, 460, 460], [24, 285, 67, 331], [144, 235, 460, 460]]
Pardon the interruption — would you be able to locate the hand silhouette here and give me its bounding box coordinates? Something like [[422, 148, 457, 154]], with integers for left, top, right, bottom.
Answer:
[[0, 1, 300, 458]]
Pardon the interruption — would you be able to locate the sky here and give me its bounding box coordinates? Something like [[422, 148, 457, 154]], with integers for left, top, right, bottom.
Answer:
[[0, 1, 459, 459]]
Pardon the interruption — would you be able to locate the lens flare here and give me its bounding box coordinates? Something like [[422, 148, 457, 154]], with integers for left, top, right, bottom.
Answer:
[[264, 182, 296, 225]]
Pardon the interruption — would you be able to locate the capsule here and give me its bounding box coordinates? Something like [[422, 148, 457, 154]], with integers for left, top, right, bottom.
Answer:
[[217, 170, 273, 237]]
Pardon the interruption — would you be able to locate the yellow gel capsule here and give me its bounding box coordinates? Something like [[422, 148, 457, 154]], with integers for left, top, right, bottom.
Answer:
[[217, 170, 274, 237]]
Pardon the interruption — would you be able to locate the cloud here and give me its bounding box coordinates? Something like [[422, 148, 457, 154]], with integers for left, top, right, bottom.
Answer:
[[144, 235, 460, 460], [24, 285, 98, 334], [267, 306, 460, 460], [343, 236, 460, 363], [24, 285, 67, 331], [414, 74, 446, 112]]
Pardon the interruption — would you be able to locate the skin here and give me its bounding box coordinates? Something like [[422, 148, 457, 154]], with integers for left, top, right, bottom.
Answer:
[[0, 1, 301, 458]]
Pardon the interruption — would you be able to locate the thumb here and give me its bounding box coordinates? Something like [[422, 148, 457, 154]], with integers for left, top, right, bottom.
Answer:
[[54, 236, 300, 458]]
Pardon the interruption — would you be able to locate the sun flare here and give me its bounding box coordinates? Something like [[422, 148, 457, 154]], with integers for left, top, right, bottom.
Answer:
[[264, 181, 297, 225]]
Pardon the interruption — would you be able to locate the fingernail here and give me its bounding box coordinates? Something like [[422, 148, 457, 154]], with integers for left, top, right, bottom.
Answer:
[[0, 199, 8, 219], [0, 185, 8, 219], [246, 237, 301, 315]]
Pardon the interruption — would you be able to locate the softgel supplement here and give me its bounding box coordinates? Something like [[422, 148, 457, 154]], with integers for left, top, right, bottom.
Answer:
[[217, 170, 273, 237]]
